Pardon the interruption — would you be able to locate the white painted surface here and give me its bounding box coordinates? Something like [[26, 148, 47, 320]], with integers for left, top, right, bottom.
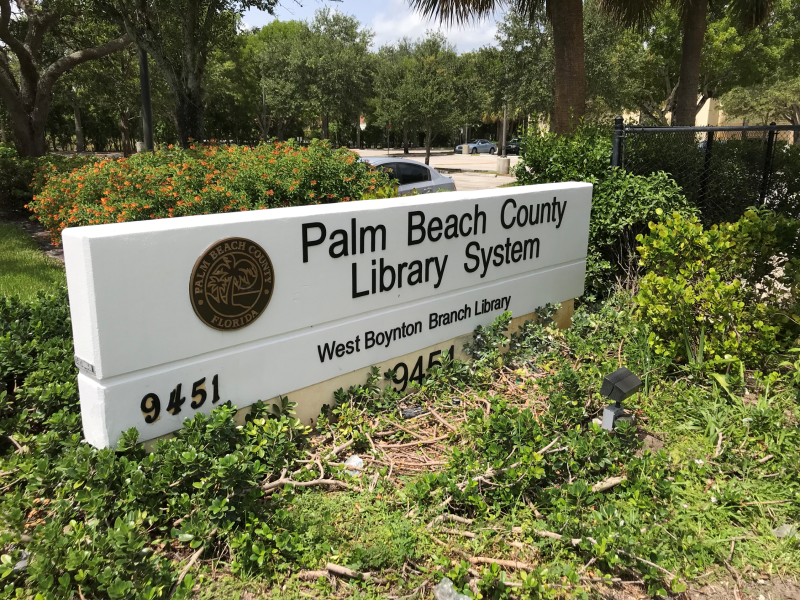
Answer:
[[63, 183, 592, 447]]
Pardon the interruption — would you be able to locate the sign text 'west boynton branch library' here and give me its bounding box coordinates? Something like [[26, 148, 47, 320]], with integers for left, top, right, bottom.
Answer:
[[64, 183, 592, 448]]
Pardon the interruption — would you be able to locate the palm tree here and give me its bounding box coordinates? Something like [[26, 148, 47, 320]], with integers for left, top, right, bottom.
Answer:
[[602, 0, 774, 126], [407, 0, 588, 135], [410, 0, 774, 131]]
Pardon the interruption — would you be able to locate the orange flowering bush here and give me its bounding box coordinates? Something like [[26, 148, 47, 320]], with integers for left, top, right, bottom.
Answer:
[[29, 140, 393, 242]]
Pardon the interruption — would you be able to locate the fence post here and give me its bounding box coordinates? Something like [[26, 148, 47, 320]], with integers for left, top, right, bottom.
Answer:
[[611, 116, 624, 167], [759, 122, 777, 205], [698, 131, 714, 208]]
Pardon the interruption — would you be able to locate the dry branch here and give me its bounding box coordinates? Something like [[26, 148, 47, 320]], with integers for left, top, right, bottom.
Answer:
[[381, 419, 424, 440], [469, 556, 532, 570], [170, 528, 217, 597], [616, 549, 676, 582], [591, 476, 627, 493], [378, 435, 449, 449], [429, 407, 458, 432], [262, 468, 358, 494], [441, 527, 476, 539]]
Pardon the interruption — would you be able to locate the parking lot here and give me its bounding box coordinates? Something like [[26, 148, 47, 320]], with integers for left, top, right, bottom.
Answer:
[[356, 148, 520, 191]]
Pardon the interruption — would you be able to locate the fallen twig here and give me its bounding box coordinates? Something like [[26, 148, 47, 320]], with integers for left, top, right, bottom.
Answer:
[[430, 534, 470, 560], [440, 527, 476, 539], [326, 438, 355, 458], [381, 419, 424, 440], [369, 470, 380, 492], [469, 556, 532, 570], [757, 454, 774, 464], [616, 549, 675, 581], [715, 433, 724, 458], [378, 435, 449, 449], [170, 528, 217, 597], [429, 407, 458, 432], [298, 570, 329, 581], [591, 476, 627, 493], [6, 436, 24, 453], [299, 563, 386, 583], [263, 468, 358, 494]]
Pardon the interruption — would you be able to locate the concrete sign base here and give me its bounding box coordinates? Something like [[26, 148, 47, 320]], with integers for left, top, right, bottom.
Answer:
[[64, 183, 591, 447]]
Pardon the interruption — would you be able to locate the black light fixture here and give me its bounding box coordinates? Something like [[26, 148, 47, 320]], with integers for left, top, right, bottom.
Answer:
[[600, 367, 642, 431]]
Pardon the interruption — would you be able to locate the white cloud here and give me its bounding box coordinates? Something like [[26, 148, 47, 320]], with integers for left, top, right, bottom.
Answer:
[[370, 0, 500, 53], [244, 0, 502, 53]]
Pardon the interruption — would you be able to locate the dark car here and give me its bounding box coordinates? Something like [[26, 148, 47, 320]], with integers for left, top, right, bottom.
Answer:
[[505, 138, 521, 155]]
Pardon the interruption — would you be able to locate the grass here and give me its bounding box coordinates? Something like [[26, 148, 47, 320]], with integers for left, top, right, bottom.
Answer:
[[0, 223, 65, 301]]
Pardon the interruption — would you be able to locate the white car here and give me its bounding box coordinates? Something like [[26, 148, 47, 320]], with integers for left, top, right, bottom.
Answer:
[[455, 139, 498, 154], [364, 157, 456, 195]]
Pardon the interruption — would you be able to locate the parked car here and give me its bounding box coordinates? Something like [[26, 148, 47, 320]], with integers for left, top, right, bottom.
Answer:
[[505, 138, 521, 155], [363, 157, 457, 195], [454, 139, 498, 154]]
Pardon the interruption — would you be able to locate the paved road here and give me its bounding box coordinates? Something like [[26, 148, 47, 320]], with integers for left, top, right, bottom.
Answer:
[[356, 148, 519, 191], [356, 148, 521, 173], [450, 172, 516, 191]]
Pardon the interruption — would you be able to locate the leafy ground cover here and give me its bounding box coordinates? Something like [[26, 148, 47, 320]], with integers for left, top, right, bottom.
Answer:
[[26, 141, 393, 243], [0, 225, 65, 302], [1, 208, 798, 599]]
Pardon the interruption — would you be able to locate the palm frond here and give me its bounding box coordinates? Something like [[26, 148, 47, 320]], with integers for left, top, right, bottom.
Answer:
[[596, 0, 664, 28], [406, 0, 545, 27], [728, 0, 774, 30]]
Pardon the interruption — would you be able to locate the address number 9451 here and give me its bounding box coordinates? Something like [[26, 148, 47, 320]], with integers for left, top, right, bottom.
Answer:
[[387, 346, 454, 392], [140, 374, 220, 424]]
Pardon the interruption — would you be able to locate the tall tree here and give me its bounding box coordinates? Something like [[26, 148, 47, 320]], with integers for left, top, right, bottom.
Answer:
[[97, 0, 277, 146], [408, 33, 458, 164], [0, 0, 130, 156], [373, 40, 417, 152], [304, 9, 373, 141], [604, 0, 775, 125], [251, 20, 309, 141], [407, 0, 586, 135]]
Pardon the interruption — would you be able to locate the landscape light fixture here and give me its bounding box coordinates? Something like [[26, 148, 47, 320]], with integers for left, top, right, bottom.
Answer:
[[600, 367, 642, 431]]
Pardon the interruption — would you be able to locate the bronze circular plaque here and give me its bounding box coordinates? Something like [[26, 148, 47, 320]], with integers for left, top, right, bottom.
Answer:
[[190, 237, 275, 331]]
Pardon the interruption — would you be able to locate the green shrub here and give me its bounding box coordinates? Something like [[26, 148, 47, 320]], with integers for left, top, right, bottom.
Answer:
[[0, 148, 95, 218], [635, 209, 800, 368], [28, 141, 393, 242], [0, 289, 316, 598], [514, 124, 695, 296]]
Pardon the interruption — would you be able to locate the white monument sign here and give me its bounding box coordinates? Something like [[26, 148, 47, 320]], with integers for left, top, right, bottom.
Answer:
[[63, 182, 592, 448]]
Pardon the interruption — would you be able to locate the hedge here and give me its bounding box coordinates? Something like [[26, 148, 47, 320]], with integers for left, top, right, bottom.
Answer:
[[28, 141, 393, 242]]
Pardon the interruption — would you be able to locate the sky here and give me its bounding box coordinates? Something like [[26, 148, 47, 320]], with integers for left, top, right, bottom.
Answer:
[[242, 0, 504, 53]]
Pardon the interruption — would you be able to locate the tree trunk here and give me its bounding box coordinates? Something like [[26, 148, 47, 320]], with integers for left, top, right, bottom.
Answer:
[[119, 109, 133, 156], [0, 116, 6, 144], [74, 101, 85, 153], [425, 123, 432, 166], [276, 119, 284, 142], [321, 113, 329, 140], [674, 0, 708, 126], [174, 86, 205, 146], [403, 126, 409, 154], [549, 0, 586, 135], [6, 101, 48, 157]]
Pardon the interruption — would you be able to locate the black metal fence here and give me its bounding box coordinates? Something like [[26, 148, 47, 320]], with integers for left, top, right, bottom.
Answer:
[[612, 117, 800, 224]]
